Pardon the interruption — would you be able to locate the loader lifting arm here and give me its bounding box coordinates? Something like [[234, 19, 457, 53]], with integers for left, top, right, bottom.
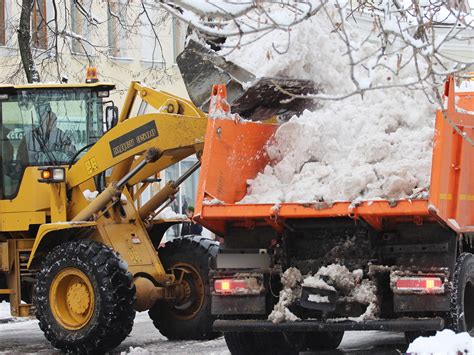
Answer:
[[27, 82, 209, 313], [67, 82, 206, 190]]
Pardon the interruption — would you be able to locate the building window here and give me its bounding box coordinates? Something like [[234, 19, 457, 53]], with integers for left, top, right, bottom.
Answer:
[[71, 0, 90, 53], [140, 4, 163, 64], [172, 17, 186, 63], [161, 158, 202, 241], [108, 1, 127, 58], [32, 0, 47, 50], [0, 0, 5, 46]]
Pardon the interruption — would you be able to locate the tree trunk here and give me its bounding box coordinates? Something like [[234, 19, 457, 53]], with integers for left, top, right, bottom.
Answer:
[[18, 0, 40, 83], [447, 0, 469, 12]]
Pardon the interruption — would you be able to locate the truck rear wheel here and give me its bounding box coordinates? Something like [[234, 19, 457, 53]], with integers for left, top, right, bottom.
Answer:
[[404, 331, 435, 344], [225, 331, 306, 355], [449, 252, 474, 335], [35, 240, 135, 353], [305, 331, 344, 350], [149, 236, 219, 340]]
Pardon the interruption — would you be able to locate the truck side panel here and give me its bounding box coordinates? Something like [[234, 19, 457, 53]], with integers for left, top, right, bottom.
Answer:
[[429, 81, 474, 233]]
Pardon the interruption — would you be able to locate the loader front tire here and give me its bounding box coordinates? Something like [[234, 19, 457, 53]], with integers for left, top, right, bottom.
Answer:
[[35, 240, 135, 353], [449, 252, 474, 335], [149, 236, 219, 340]]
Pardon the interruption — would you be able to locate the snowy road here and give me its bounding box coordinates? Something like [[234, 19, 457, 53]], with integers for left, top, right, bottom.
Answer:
[[0, 305, 410, 354]]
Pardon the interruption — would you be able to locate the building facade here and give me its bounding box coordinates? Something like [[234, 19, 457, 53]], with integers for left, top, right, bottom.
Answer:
[[0, 1, 204, 239], [0, 0, 189, 103]]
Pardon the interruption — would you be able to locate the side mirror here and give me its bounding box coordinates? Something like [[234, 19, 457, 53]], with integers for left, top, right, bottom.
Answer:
[[105, 106, 119, 131]]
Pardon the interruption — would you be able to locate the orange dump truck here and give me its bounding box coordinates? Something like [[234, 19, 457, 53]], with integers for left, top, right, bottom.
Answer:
[[193, 77, 473, 354]]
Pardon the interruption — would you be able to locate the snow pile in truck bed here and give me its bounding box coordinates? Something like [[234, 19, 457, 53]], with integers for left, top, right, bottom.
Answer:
[[407, 329, 474, 354], [227, 4, 436, 204]]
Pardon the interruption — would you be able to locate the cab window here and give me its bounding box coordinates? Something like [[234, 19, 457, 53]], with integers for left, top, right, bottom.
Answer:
[[0, 88, 104, 199]]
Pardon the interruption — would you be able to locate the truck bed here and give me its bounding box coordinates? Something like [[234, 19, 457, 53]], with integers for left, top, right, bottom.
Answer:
[[195, 79, 473, 235]]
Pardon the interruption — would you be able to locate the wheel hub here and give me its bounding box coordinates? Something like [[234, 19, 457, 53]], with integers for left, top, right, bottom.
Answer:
[[182, 280, 192, 300], [169, 263, 205, 320], [67, 283, 91, 315], [49, 268, 95, 330]]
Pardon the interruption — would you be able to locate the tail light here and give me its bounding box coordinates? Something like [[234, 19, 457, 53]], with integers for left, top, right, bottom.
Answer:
[[395, 277, 444, 294], [214, 277, 263, 295]]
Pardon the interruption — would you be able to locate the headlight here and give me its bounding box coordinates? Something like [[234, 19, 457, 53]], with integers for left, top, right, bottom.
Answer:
[[52, 168, 65, 181]]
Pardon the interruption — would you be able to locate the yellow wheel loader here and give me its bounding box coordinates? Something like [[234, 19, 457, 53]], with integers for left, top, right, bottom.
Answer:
[[0, 78, 222, 353], [0, 41, 315, 353]]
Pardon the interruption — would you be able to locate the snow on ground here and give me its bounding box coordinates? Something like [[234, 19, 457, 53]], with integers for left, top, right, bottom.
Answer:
[[0, 301, 30, 324], [0, 301, 412, 354], [227, 3, 438, 204], [0, 309, 228, 354], [3, 301, 472, 354], [0, 301, 10, 319], [407, 329, 474, 354]]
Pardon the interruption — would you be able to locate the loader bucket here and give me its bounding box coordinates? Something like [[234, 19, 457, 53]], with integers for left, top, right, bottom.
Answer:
[[177, 40, 319, 120]]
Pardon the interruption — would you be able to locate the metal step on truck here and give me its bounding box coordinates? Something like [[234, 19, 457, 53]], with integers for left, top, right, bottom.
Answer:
[[192, 77, 474, 354]]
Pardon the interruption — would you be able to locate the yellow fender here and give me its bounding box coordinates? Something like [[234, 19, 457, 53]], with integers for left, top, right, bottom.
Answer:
[[27, 221, 97, 269]]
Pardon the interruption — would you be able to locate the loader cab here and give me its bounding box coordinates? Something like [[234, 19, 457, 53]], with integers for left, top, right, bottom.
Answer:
[[0, 83, 114, 199]]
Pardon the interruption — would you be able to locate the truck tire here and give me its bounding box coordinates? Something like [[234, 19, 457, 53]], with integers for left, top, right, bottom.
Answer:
[[404, 331, 435, 344], [0, 274, 8, 302], [149, 236, 219, 340], [449, 252, 474, 334], [35, 240, 135, 354], [224, 331, 306, 355], [305, 331, 344, 350]]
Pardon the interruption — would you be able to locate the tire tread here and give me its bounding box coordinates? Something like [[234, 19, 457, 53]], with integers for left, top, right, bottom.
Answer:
[[449, 252, 473, 333], [35, 239, 135, 354], [148, 236, 219, 340]]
